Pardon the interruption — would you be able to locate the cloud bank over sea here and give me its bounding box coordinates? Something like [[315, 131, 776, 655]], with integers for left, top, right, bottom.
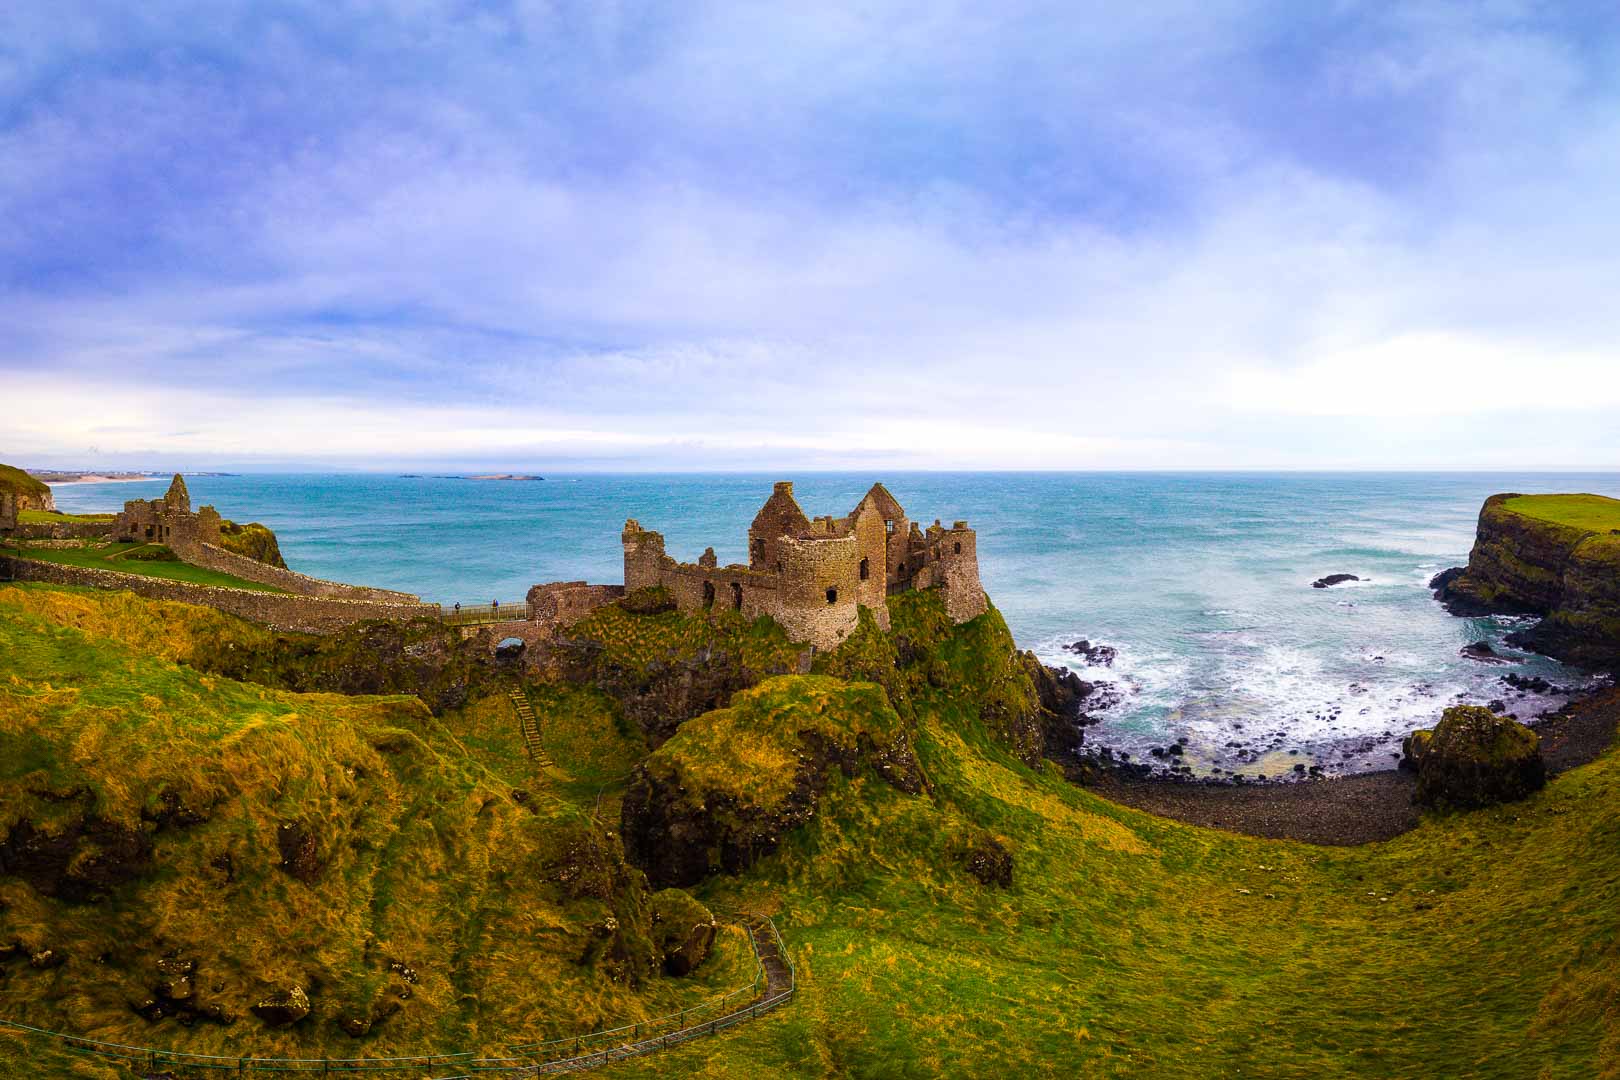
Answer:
[[3, 2, 1619, 470]]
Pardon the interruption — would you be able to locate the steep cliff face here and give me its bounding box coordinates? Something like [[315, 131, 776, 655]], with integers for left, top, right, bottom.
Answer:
[[1435, 493, 1620, 670]]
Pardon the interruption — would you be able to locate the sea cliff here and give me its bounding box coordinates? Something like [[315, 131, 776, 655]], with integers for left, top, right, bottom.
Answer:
[[1434, 493, 1620, 670]]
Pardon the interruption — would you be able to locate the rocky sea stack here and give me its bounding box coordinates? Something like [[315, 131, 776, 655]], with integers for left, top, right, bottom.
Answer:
[[1402, 705, 1545, 809], [1431, 493, 1620, 670]]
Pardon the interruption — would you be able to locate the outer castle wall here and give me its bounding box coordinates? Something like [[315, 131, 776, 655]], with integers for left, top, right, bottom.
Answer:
[[0, 556, 434, 633]]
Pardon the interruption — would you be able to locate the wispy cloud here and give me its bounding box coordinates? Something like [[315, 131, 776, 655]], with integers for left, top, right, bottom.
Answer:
[[2, 2, 1618, 469]]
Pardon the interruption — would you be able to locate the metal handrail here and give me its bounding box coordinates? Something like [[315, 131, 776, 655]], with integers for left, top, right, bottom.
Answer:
[[0, 914, 794, 1078]]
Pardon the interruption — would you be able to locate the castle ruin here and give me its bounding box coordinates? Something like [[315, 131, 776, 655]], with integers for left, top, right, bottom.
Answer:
[[114, 474, 224, 552], [621, 481, 985, 650]]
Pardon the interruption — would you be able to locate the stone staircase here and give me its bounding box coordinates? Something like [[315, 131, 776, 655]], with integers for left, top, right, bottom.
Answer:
[[508, 687, 554, 767]]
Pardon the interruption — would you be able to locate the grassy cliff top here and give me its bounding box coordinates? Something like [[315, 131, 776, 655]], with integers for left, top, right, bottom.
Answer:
[[1502, 493, 1620, 533], [0, 463, 50, 499], [3, 583, 1620, 1077]]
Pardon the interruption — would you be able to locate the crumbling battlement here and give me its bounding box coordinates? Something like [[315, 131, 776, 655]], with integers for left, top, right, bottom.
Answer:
[[620, 481, 986, 650]]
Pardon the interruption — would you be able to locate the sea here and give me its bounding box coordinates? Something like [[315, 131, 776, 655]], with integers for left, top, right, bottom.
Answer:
[[52, 471, 1620, 779]]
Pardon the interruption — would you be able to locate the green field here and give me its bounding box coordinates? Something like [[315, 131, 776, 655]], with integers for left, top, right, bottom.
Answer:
[[1503, 493, 1620, 534], [0, 584, 1616, 1078], [18, 508, 116, 524], [0, 540, 285, 592]]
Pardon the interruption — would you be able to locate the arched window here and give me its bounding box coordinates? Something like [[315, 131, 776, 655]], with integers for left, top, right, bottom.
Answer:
[[859, 557, 869, 581], [752, 538, 765, 560], [702, 581, 715, 609], [825, 587, 838, 605], [953, 542, 961, 554], [731, 582, 743, 609]]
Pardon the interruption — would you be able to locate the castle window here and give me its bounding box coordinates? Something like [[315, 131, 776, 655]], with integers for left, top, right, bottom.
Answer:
[[954, 542, 961, 554], [825, 587, 838, 605], [752, 538, 765, 560], [731, 582, 743, 609], [859, 557, 869, 581], [885, 519, 894, 534], [702, 581, 715, 610]]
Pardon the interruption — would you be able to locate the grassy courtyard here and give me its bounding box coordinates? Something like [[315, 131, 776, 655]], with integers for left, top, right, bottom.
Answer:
[[0, 540, 284, 592]]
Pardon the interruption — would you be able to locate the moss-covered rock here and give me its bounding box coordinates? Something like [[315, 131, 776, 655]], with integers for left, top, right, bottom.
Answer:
[[620, 676, 923, 888], [1404, 705, 1545, 809], [218, 520, 287, 568], [649, 889, 717, 976]]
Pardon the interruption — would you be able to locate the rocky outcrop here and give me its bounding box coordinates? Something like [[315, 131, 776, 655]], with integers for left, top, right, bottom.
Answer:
[[1401, 705, 1545, 809], [251, 986, 311, 1027], [203, 617, 500, 714], [960, 835, 1013, 888], [624, 726, 920, 889], [559, 643, 768, 747], [218, 520, 287, 569], [1432, 494, 1620, 670], [649, 889, 717, 976], [1312, 574, 1360, 589], [621, 678, 924, 889], [0, 812, 153, 902]]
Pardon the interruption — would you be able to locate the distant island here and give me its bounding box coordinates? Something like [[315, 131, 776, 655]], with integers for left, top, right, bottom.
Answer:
[[463, 473, 544, 481]]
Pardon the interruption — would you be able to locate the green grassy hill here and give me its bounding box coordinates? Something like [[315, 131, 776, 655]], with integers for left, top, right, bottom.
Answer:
[[1, 583, 1617, 1078], [0, 585, 749, 1071], [0, 464, 52, 512]]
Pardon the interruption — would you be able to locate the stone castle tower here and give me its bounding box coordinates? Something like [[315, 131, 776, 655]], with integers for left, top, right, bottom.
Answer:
[[622, 481, 985, 650]]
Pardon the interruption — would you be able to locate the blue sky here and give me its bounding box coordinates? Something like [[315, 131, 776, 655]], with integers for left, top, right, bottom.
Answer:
[[3, 1, 1619, 470]]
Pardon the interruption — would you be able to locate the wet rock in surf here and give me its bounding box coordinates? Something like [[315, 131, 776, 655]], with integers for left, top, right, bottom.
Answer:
[[1063, 639, 1117, 666], [1312, 574, 1361, 589]]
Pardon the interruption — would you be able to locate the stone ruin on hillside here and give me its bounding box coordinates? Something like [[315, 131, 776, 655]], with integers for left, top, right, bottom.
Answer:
[[113, 474, 226, 554], [617, 481, 986, 651]]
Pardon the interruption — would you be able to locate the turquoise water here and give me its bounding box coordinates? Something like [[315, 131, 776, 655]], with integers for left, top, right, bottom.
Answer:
[[53, 471, 1620, 777]]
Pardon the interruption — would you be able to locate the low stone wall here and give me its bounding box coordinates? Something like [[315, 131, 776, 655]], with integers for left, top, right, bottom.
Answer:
[[12, 520, 116, 541], [0, 555, 437, 633], [179, 541, 420, 602]]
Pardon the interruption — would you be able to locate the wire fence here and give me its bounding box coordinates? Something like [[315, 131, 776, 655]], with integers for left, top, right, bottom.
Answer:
[[0, 914, 795, 1079]]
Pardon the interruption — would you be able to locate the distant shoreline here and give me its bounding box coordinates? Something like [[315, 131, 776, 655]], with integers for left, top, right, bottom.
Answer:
[[43, 475, 164, 485]]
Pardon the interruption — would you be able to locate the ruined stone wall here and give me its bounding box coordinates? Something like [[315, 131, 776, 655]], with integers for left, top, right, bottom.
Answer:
[[660, 562, 780, 622], [846, 503, 891, 630], [622, 520, 669, 591], [0, 555, 435, 633], [527, 581, 625, 628], [12, 519, 118, 541], [0, 493, 16, 536], [748, 482, 812, 573], [176, 541, 419, 602]]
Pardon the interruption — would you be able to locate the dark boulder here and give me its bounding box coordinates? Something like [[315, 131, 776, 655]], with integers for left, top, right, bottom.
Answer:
[[1312, 574, 1361, 589], [1063, 639, 1118, 666], [251, 986, 311, 1027], [1460, 641, 1512, 664], [962, 835, 1014, 888], [0, 814, 153, 902], [1402, 705, 1545, 809], [276, 822, 324, 883]]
